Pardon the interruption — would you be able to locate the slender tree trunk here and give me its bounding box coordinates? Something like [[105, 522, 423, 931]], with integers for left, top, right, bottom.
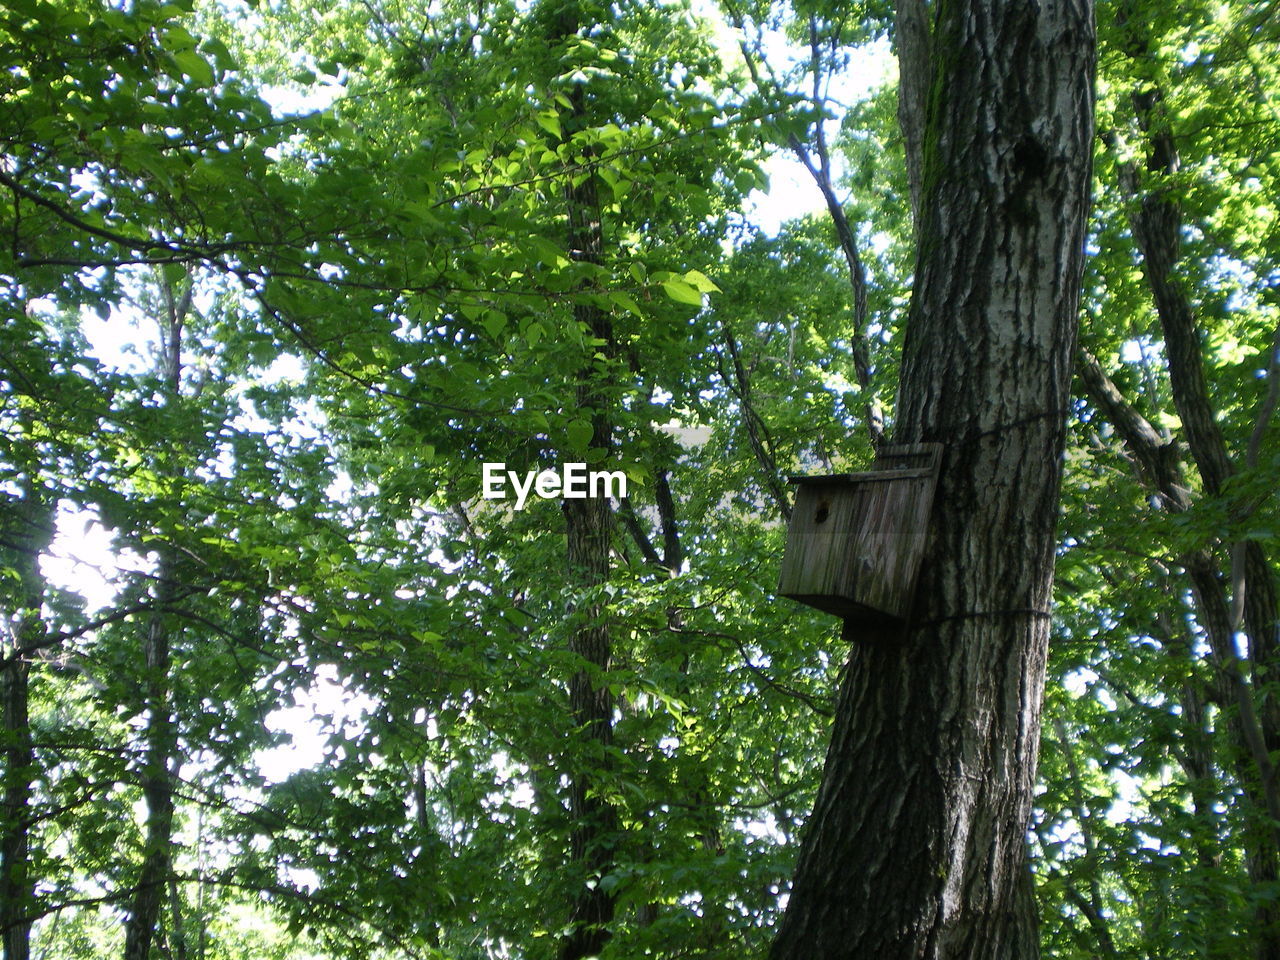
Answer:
[[124, 277, 187, 960], [0, 652, 32, 960], [725, 9, 884, 442], [167, 876, 188, 960], [123, 592, 179, 960], [1112, 78, 1280, 958], [1048, 720, 1121, 959], [1, 424, 53, 960], [560, 485, 617, 960], [769, 0, 1094, 956], [1079, 351, 1279, 955], [550, 8, 620, 956]]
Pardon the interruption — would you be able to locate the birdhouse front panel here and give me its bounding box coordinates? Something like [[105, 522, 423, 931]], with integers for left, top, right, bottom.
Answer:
[[778, 478, 869, 618], [778, 443, 942, 624]]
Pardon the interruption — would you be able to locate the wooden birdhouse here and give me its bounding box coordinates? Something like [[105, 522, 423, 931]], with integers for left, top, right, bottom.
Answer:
[[778, 442, 943, 623]]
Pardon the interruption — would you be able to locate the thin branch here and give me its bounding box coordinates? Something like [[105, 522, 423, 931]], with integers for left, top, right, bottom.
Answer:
[[615, 497, 662, 567], [722, 0, 883, 444], [0, 169, 224, 263], [719, 330, 791, 521], [654, 469, 683, 571], [669, 625, 833, 717]]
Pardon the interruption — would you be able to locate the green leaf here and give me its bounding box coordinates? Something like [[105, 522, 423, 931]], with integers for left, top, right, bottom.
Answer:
[[172, 49, 215, 87], [661, 279, 703, 306], [483, 312, 507, 340], [609, 291, 643, 316], [683, 269, 720, 293], [566, 418, 594, 450], [203, 37, 235, 71], [535, 111, 561, 139]]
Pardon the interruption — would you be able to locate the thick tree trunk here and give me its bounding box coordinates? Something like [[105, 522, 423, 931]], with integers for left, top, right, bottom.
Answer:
[[769, 0, 1094, 956], [893, 0, 931, 228]]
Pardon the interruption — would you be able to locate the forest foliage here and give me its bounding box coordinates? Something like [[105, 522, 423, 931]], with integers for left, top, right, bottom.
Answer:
[[2, 0, 1279, 957]]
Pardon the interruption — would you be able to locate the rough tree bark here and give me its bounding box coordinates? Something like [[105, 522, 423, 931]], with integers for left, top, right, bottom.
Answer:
[[769, 0, 1095, 956], [123, 583, 180, 960], [894, 0, 931, 229]]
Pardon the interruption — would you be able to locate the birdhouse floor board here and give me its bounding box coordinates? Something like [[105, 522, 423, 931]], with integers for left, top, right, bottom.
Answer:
[[779, 594, 903, 623]]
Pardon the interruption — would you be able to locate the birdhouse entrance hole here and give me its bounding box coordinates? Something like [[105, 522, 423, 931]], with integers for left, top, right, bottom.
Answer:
[[778, 442, 943, 624]]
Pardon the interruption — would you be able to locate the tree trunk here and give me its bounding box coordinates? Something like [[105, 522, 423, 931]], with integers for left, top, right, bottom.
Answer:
[[124, 276, 187, 960], [123, 594, 179, 960], [893, 0, 931, 228], [1079, 350, 1280, 955], [0, 652, 32, 960], [1, 420, 53, 960], [1112, 79, 1280, 958], [769, 0, 1095, 956], [550, 10, 620, 957]]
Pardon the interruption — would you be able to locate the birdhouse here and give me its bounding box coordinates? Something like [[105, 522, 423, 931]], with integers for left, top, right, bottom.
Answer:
[[778, 442, 942, 623]]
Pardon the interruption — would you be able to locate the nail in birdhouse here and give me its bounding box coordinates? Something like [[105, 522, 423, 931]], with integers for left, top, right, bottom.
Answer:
[[778, 443, 942, 623]]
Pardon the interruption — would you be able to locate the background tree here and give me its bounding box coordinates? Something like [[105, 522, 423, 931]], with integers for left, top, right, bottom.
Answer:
[[1033, 0, 1280, 956]]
